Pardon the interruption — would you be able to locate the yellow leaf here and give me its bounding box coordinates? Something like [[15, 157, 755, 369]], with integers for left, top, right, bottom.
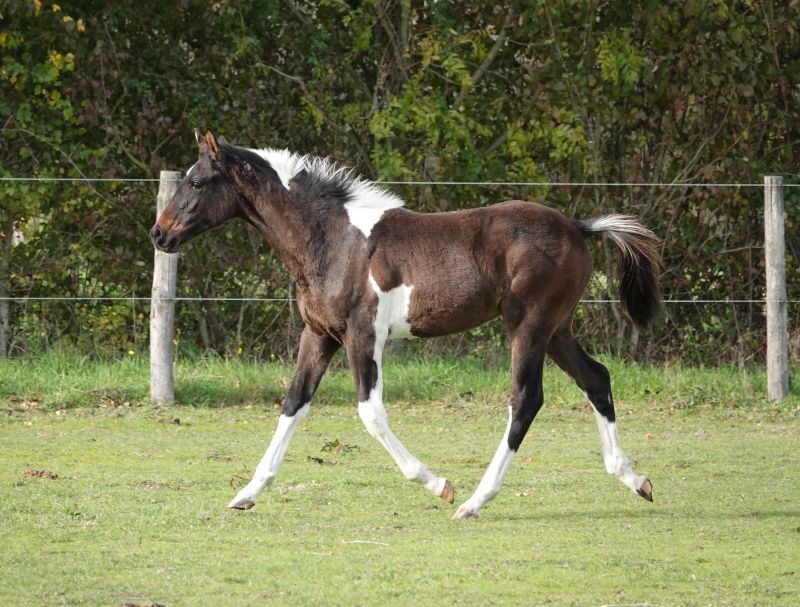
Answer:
[[33, 0, 42, 14], [63, 15, 73, 23], [77, 19, 85, 32], [51, 3, 61, 12]]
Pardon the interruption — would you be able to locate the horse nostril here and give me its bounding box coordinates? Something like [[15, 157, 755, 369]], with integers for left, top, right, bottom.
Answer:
[[150, 226, 163, 244]]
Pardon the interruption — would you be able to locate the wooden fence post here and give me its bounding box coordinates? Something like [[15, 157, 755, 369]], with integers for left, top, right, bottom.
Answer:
[[150, 170, 181, 404], [764, 175, 788, 401]]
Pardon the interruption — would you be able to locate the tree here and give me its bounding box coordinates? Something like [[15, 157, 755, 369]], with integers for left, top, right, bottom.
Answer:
[[1, 0, 798, 361]]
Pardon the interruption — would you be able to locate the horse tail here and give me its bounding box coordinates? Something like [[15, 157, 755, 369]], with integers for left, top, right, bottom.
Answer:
[[574, 215, 662, 329]]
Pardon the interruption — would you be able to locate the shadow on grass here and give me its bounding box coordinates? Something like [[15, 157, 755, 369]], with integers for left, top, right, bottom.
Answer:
[[173, 379, 282, 408], [494, 505, 800, 523]]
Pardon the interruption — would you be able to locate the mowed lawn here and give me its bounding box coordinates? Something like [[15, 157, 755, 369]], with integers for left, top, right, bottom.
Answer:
[[0, 354, 798, 606]]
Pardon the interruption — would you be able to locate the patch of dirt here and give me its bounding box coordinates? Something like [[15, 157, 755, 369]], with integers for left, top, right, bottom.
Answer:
[[8, 396, 45, 410], [22, 470, 58, 479], [90, 388, 134, 408]]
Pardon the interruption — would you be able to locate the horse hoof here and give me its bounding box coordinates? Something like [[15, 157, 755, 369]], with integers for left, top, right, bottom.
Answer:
[[452, 505, 479, 520], [637, 478, 654, 502], [440, 480, 455, 504], [228, 497, 256, 510]]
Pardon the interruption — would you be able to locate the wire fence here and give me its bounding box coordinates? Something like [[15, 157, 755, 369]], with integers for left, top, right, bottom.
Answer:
[[4, 175, 795, 302], [2, 176, 800, 187], [1, 173, 796, 364]]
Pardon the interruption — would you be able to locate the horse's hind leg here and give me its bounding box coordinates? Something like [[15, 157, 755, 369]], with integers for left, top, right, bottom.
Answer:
[[547, 327, 653, 501], [228, 326, 340, 510], [454, 327, 547, 519], [347, 333, 453, 503]]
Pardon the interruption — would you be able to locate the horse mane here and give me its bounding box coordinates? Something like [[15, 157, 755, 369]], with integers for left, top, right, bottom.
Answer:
[[250, 147, 405, 216]]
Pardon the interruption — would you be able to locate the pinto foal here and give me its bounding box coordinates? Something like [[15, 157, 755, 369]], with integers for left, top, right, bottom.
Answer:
[[151, 130, 661, 519]]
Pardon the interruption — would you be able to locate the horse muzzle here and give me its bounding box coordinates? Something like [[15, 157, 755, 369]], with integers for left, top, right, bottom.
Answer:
[[150, 224, 179, 253]]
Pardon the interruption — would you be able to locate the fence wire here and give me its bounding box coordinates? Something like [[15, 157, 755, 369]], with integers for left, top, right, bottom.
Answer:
[[2, 176, 800, 187]]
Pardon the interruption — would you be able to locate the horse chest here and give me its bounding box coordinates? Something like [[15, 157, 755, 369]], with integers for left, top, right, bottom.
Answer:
[[295, 284, 361, 343]]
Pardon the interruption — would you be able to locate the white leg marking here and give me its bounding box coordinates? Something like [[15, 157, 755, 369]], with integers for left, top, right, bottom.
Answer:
[[590, 401, 647, 493], [369, 274, 414, 339], [228, 403, 311, 508], [358, 390, 446, 496], [454, 406, 516, 518], [357, 286, 446, 498]]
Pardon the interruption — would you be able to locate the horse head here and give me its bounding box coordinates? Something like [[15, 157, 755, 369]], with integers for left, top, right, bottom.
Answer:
[[150, 129, 244, 253]]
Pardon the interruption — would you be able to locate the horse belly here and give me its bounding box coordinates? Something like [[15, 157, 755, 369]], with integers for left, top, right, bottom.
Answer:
[[406, 272, 497, 338]]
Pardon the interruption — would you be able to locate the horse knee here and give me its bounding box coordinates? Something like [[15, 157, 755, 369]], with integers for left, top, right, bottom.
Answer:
[[358, 401, 388, 439]]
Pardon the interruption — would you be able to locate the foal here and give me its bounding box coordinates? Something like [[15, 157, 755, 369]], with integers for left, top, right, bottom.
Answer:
[[152, 130, 661, 519]]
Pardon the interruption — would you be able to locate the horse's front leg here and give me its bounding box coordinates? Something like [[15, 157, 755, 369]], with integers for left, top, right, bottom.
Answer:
[[346, 331, 454, 503], [228, 326, 340, 510]]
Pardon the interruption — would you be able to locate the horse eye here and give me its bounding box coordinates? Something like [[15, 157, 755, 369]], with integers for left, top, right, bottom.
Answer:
[[191, 180, 201, 189]]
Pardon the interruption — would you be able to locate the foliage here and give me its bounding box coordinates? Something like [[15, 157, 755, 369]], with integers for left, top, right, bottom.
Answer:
[[1, 0, 799, 361]]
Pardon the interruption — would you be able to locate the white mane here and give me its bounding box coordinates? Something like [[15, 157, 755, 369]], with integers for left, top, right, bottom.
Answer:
[[250, 147, 405, 237]]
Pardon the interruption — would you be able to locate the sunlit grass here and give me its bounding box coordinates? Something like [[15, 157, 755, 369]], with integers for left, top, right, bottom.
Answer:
[[0, 353, 798, 605]]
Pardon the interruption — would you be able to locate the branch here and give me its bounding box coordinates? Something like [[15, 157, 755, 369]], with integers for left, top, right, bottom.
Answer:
[[454, 9, 514, 107]]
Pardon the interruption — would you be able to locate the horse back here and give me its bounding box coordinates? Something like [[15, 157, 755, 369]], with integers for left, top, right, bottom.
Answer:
[[367, 201, 591, 338]]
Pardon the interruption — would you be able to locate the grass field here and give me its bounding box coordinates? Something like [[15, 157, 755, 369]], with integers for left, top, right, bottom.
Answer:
[[1, 353, 798, 606]]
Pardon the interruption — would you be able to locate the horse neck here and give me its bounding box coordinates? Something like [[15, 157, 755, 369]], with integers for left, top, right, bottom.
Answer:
[[237, 186, 340, 282]]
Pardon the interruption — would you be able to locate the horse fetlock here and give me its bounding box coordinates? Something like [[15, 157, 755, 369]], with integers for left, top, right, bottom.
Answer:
[[604, 451, 631, 477], [401, 462, 426, 482], [452, 503, 480, 520]]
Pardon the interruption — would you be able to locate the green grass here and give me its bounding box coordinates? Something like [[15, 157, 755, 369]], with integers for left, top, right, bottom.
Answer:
[[1, 353, 798, 606]]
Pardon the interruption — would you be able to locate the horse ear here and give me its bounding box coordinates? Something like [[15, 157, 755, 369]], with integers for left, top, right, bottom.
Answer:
[[205, 130, 221, 160], [194, 128, 206, 149], [218, 135, 227, 145]]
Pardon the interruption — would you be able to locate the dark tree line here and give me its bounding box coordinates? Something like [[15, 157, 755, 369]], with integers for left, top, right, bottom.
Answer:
[[1, 0, 798, 362]]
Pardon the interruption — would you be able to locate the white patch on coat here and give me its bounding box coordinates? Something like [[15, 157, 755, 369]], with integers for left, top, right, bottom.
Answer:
[[228, 402, 310, 507], [249, 148, 405, 237], [186, 162, 197, 176], [304, 158, 404, 237], [341, 180, 404, 238], [368, 274, 414, 340], [455, 406, 516, 517]]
